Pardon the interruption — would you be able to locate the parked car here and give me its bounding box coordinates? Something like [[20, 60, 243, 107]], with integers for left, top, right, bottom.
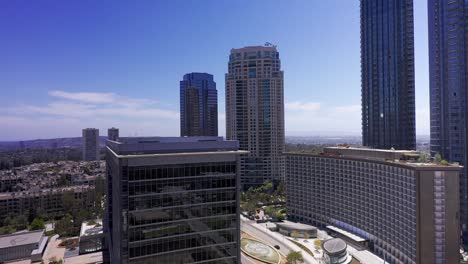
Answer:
[[274, 245, 280, 250]]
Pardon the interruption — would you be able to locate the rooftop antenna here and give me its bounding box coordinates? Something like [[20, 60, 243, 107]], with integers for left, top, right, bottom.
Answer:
[[264, 42, 276, 48]]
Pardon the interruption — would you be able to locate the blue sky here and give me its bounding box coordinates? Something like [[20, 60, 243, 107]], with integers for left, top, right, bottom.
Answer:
[[0, 0, 429, 140]]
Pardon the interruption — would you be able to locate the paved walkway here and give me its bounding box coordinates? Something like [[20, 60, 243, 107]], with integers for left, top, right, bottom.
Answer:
[[241, 216, 319, 264], [42, 235, 66, 264]]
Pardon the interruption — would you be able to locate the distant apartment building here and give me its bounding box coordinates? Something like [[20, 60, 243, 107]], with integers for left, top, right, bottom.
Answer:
[[0, 186, 95, 222], [108, 127, 119, 141], [104, 137, 246, 264], [225, 45, 285, 189], [360, 0, 416, 150], [428, 0, 468, 238], [285, 147, 461, 264], [180, 73, 218, 137], [83, 128, 100, 161]]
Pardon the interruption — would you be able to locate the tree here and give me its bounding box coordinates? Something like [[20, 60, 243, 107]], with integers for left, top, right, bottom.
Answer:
[[3, 215, 16, 227], [441, 159, 449, 166], [48, 257, 63, 264], [418, 154, 428, 163], [272, 211, 285, 221], [265, 206, 275, 216], [57, 174, 71, 187], [83, 166, 91, 175], [16, 215, 28, 230], [62, 190, 76, 214], [93, 176, 106, 217], [275, 181, 285, 197], [434, 153, 442, 164], [0, 226, 15, 235], [291, 230, 299, 240], [303, 232, 310, 242], [286, 251, 304, 264], [55, 214, 74, 237], [30, 217, 45, 230], [314, 239, 322, 250]]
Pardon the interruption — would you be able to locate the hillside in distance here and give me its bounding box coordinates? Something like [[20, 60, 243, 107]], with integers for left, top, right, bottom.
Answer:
[[0, 137, 107, 151]]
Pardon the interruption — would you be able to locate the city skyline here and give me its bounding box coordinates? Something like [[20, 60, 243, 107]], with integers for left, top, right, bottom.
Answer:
[[0, 1, 431, 141]]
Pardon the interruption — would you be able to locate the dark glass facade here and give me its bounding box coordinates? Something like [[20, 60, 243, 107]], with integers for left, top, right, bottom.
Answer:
[[104, 137, 242, 264], [361, 0, 416, 150], [428, 0, 468, 237], [180, 73, 218, 137]]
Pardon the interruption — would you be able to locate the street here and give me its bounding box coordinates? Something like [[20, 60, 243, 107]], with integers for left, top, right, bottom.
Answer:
[[240, 217, 319, 264], [241, 218, 292, 257]]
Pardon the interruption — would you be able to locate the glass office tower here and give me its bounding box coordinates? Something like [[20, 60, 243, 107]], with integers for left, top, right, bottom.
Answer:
[[361, 0, 416, 150], [180, 73, 218, 137], [104, 137, 245, 264], [225, 45, 285, 190], [428, 0, 468, 239]]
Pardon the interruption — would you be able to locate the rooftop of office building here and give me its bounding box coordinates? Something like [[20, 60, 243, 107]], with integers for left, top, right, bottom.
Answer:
[[106, 136, 246, 156], [286, 145, 462, 170], [230, 44, 278, 53], [0, 230, 44, 248], [80, 219, 103, 238], [322, 238, 347, 255]]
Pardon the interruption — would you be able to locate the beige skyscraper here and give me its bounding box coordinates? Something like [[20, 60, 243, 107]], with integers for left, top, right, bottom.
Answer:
[[225, 44, 285, 189]]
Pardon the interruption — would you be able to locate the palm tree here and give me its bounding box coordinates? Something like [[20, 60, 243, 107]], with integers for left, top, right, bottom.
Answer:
[[286, 251, 304, 264]]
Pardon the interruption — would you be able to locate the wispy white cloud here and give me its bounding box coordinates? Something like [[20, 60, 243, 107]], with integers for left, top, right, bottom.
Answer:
[[286, 101, 321, 111], [0, 90, 180, 140], [4, 92, 428, 140], [8, 90, 179, 120], [49, 90, 116, 104], [285, 101, 361, 135]]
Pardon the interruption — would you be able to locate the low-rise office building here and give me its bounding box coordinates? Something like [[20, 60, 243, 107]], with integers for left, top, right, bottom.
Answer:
[[285, 147, 461, 264], [79, 220, 104, 255], [0, 230, 48, 263], [275, 222, 317, 238], [104, 136, 246, 264]]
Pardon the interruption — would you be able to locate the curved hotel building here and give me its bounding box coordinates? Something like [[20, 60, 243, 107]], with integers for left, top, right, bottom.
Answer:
[[285, 147, 461, 264]]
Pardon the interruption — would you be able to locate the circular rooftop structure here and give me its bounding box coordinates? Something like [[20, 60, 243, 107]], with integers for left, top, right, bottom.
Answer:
[[276, 222, 317, 232], [323, 238, 347, 254]]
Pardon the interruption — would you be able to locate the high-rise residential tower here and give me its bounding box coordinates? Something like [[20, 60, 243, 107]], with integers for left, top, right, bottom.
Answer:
[[104, 137, 245, 264], [361, 0, 416, 150], [225, 45, 285, 189], [108, 127, 119, 141], [82, 128, 99, 161], [180, 73, 218, 137], [428, 0, 468, 237]]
